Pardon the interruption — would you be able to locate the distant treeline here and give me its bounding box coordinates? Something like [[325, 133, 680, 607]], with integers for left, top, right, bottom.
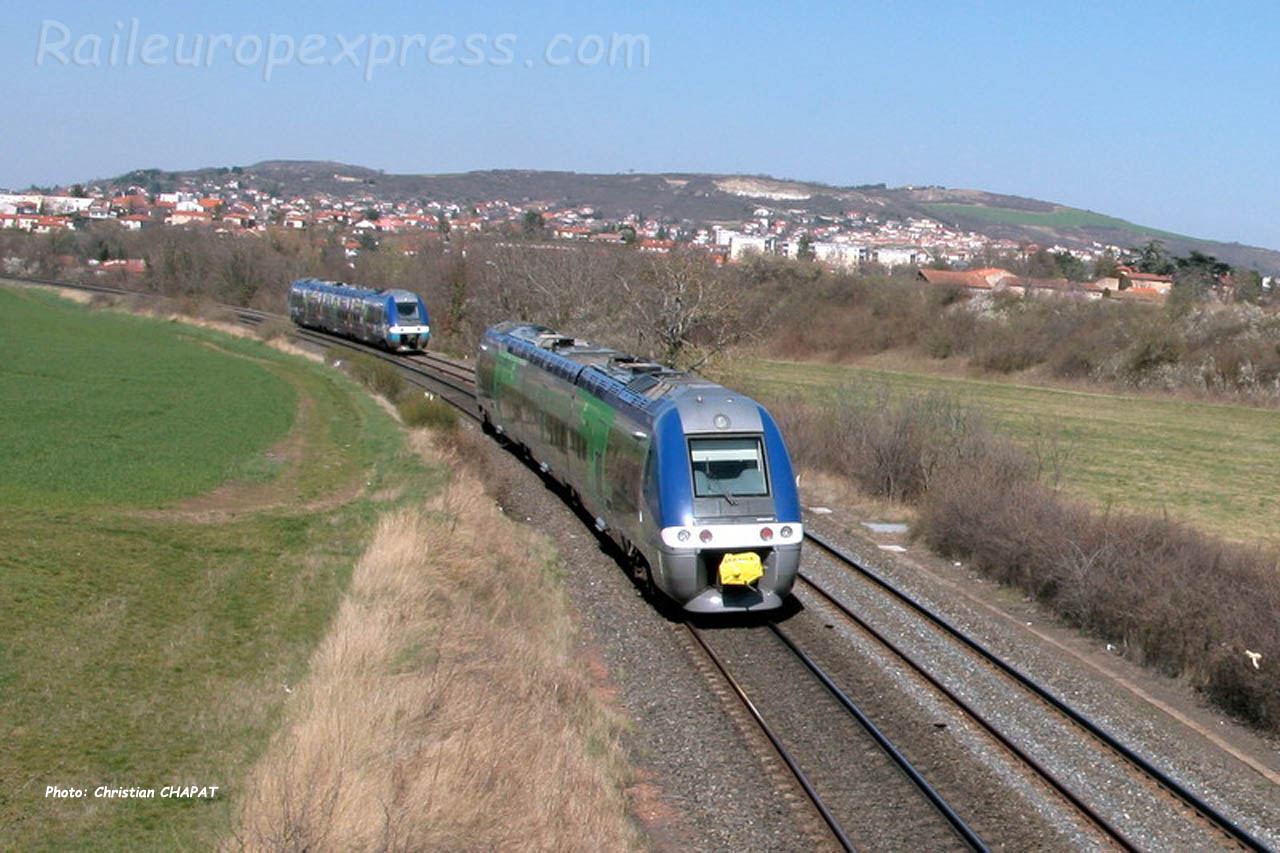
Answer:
[[5, 224, 1280, 398]]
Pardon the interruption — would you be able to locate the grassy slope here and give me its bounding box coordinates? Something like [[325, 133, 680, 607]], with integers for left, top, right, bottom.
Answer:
[[924, 202, 1190, 241], [0, 290, 298, 508], [725, 357, 1280, 546], [0, 288, 434, 849]]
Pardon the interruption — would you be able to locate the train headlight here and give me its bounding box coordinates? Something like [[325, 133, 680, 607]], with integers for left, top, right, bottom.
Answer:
[[780, 525, 794, 539], [760, 526, 774, 541], [677, 529, 691, 543], [699, 529, 713, 543]]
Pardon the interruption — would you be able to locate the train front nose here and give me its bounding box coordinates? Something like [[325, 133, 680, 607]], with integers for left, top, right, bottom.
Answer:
[[657, 534, 802, 613]]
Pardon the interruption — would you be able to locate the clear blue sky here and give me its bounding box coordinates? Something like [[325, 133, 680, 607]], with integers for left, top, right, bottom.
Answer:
[[5, 1, 1279, 250]]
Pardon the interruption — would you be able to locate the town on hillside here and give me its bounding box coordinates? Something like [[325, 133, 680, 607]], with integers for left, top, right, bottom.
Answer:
[[0, 170, 1265, 303]]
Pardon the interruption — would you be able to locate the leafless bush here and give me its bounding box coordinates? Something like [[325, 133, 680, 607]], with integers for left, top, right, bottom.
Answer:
[[1043, 304, 1133, 379], [915, 452, 1280, 730], [914, 452, 1074, 592], [923, 306, 981, 359], [252, 317, 295, 342], [395, 392, 459, 432], [768, 272, 933, 360], [87, 292, 123, 310], [1124, 319, 1187, 377], [767, 384, 1015, 503], [612, 252, 775, 369]]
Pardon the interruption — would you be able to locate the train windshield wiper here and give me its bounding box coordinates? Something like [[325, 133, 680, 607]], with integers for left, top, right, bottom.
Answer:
[[715, 485, 739, 506]]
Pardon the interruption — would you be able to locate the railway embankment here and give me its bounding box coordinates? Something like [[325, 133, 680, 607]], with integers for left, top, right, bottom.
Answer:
[[230, 430, 640, 850]]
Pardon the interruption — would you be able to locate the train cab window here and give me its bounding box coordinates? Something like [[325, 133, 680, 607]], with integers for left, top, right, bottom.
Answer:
[[689, 436, 768, 498], [396, 301, 418, 319]]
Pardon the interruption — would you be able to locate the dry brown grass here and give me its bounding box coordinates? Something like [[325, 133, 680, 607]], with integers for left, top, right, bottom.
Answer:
[[229, 432, 639, 851], [54, 285, 95, 303], [796, 468, 916, 527]]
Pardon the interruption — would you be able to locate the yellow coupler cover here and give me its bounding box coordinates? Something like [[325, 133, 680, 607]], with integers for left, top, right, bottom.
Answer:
[[718, 551, 764, 586]]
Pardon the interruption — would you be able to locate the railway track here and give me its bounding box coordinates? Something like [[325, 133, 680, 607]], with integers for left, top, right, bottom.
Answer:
[[11, 274, 1274, 850], [684, 620, 986, 851], [404, 350, 476, 386], [796, 531, 1272, 851], [287, 327, 478, 414]]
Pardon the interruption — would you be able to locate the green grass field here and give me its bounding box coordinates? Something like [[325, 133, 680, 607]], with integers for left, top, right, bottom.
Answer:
[[724, 357, 1280, 546], [0, 287, 440, 849], [924, 203, 1190, 241], [0, 288, 297, 508]]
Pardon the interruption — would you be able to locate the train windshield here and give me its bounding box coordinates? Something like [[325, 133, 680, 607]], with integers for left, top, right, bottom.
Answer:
[[689, 436, 768, 499], [396, 301, 420, 319]]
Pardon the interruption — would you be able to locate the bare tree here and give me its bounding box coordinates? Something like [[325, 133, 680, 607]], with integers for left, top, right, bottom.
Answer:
[[477, 242, 615, 335], [613, 252, 769, 370]]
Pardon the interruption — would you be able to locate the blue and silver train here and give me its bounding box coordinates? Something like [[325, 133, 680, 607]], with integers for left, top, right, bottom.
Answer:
[[476, 322, 802, 613], [288, 278, 431, 351]]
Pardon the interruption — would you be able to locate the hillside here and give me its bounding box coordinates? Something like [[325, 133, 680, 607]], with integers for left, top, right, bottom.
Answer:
[[101, 161, 1280, 274]]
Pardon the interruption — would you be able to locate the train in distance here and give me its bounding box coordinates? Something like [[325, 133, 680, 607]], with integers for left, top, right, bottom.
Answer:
[[288, 278, 431, 352], [476, 322, 802, 614]]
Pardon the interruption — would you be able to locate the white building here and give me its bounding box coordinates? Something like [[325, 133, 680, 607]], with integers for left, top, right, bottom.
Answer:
[[41, 196, 95, 214], [713, 226, 739, 246], [0, 193, 93, 214], [873, 246, 928, 267], [729, 233, 770, 260], [813, 241, 868, 269], [157, 192, 197, 205]]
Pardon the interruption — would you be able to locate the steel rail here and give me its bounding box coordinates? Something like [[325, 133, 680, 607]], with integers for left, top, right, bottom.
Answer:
[[794, 573, 1137, 850], [684, 624, 857, 853], [767, 623, 988, 852], [290, 328, 478, 415], [803, 529, 1269, 852]]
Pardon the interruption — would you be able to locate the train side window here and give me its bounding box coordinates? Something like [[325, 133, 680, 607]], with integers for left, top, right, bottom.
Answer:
[[642, 446, 658, 507]]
